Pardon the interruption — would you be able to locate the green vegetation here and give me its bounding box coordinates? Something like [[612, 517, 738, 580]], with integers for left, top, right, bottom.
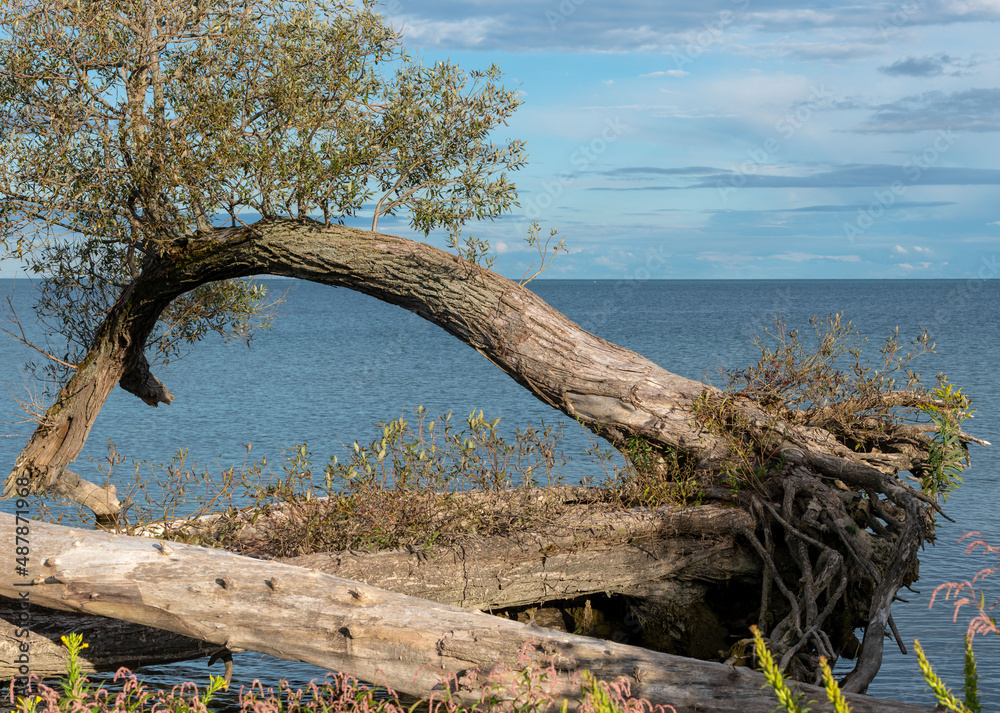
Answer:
[[220, 407, 571, 556], [9, 635, 671, 713], [919, 382, 974, 501], [690, 313, 971, 500], [75, 403, 713, 556]]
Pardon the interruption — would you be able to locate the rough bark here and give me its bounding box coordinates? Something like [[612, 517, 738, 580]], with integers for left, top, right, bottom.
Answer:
[[0, 514, 934, 713], [2, 217, 976, 690], [279, 501, 758, 612]]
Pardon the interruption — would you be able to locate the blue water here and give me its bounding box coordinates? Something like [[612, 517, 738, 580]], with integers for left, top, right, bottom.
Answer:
[[1, 278, 998, 707]]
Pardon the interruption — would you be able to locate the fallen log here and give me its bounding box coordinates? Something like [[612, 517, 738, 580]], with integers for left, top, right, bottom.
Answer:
[[276, 499, 764, 659], [215, 493, 756, 607], [0, 513, 934, 713], [3, 499, 760, 676]]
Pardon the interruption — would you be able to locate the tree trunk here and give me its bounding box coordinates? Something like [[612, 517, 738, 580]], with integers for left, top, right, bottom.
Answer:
[[5, 218, 722, 512], [3, 217, 974, 690], [0, 514, 935, 713], [280, 499, 758, 612]]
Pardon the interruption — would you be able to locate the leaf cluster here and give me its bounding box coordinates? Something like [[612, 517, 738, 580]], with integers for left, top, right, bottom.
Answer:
[[0, 0, 524, 367]]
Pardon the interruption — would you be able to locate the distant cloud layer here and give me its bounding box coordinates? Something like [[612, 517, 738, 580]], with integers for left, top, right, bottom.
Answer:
[[859, 88, 1000, 132], [384, 0, 1000, 53], [367, 0, 1000, 279], [878, 54, 972, 77], [595, 165, 1000, 189]]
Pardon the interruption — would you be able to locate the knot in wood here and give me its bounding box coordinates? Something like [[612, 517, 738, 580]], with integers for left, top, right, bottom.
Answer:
[[216, 577, 234, 590], [43, 557, 59, 567], [267, 576, 280, 591], [158, 542, 174, 556]]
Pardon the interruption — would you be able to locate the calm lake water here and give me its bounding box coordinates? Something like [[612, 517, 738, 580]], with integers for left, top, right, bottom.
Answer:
[[1, 277, 998, 707]]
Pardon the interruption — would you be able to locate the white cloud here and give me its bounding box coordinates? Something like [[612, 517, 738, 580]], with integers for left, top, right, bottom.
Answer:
[[773, 252, 861, 263], [640, 70, 690, 78], [942, 0, 1000, 18], [745, 8, 839, 30], [894, 245, 909, 254], [594, 255, 626, 270], [989, 221, 1000, 226], [731, 39, 884, 61], [392, 16, 496, 47], [913, 246, 932, 254], [695, 252, 761, 266], [603, 79, 615, 85]]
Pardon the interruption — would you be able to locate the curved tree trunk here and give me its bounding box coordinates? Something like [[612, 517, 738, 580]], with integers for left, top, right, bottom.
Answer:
[[5, 217, 724, 515], [3, 217, 978, 691]]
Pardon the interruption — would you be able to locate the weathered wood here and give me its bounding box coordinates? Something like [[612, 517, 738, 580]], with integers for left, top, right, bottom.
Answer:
[[281, 501, 760, 611], [1, 499, 759, 676], [0, 514, 934, 713], [5, 218, 726, 512]]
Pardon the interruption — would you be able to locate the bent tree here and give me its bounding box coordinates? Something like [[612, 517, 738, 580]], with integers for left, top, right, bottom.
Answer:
[[0, 0, 983, 698]]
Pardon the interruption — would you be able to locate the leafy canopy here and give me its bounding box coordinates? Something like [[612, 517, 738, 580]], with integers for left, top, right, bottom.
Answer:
[[0, 0, 525, 372]]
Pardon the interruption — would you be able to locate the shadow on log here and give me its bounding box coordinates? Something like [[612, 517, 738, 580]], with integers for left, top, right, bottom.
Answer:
[[0, 600, 217, 676]]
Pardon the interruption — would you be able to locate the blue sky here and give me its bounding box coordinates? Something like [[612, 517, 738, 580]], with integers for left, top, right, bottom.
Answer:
[[2, 0, 997, 280], [370, 0, 1000, 279]]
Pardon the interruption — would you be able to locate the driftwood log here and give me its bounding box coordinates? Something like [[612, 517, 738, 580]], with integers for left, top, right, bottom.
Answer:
[[0, 514, 935, 713], [192, 494, 767, 659]]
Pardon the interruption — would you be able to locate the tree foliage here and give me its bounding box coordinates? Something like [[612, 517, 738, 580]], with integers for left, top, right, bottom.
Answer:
[[0, 0, 524, 372]]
